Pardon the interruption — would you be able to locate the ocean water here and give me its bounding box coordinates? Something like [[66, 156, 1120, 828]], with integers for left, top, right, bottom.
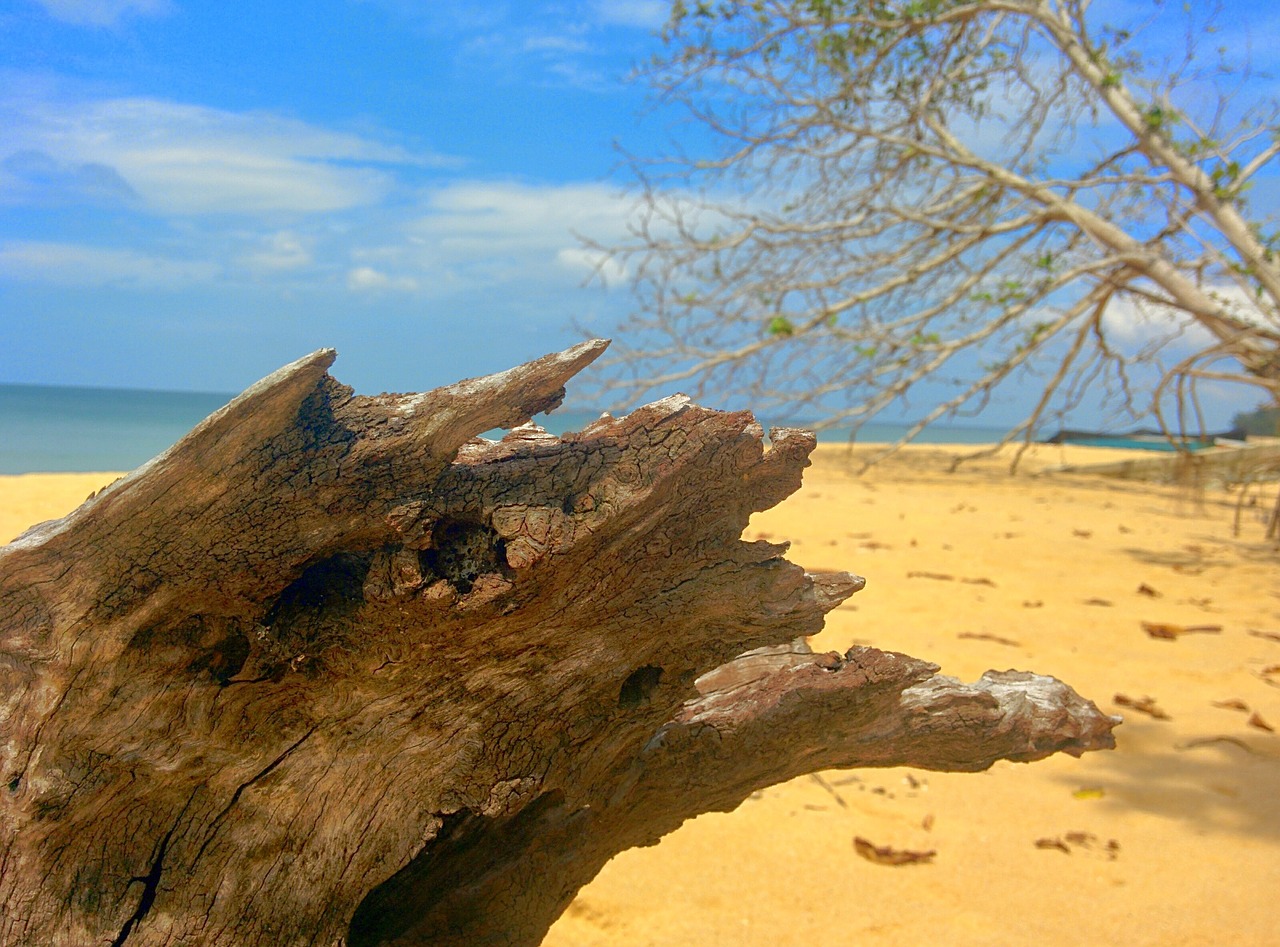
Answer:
[[0, 383, 1009, 475], [0, 384, 234, 475]]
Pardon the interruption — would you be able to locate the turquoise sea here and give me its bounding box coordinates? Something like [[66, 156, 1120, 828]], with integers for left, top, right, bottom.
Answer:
[[0, 383, 1010, 475]]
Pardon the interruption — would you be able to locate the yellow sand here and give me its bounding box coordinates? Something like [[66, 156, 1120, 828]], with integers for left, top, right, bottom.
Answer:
[[3, 445, 1277, 945]]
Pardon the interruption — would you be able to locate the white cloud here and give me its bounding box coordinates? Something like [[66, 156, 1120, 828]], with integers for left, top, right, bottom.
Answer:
[[556, 246, 627, 284], [413, 180, 634, 248], [0, 240, 218, 286], [355, 0, 509, 36], [346, 266, 418, 293], [241, 231, 312, 272], [0, 148, 137, 205], [524, 34, 591, 54], [33, 0, 172, 28], [359, 1, 662, 92], [329, 181, 636, 301], [388, 180, 635, 288], [1101, 283, 1277, 349], [590, 0, 668, 29], [1, 92, 454, 216]]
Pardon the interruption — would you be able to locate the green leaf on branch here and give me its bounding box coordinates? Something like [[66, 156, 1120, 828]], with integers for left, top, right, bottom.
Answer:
[[767, 316, 795, 337], [1143, 104, 1178, 132]]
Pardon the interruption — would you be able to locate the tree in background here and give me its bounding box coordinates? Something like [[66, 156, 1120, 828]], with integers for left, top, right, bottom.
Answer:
[[1233, 401, 1280, 436], [591, 0, 1280, 461]]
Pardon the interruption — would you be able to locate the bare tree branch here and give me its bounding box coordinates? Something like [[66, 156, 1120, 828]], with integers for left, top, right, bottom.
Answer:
[[588, 0, 1280, 459]]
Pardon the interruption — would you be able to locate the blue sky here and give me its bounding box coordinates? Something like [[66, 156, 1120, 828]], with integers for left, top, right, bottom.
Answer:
[[1, 0, 671, 396], [1, 0, 1276, 431]]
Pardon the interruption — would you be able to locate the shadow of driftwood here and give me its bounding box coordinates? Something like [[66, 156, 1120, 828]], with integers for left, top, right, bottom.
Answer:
[[1053, 719, 1280, 840]]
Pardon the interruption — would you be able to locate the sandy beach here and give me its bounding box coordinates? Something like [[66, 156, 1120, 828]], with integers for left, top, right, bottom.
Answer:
[[3, 444, 1277, 945]]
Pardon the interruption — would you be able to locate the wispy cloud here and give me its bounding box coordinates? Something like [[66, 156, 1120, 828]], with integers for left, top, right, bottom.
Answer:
[[1100, 282, 1276, 351], [414, 180, 633, 248], [590, 0, 667, 29], [0, 240, 218, 286], [352, 0, 510, 36], [240, 231, 313, 273], [32, 0, 173, 28], [346, 265, 419, 293], [556, 246, 627, 283], [359, 0, 662, 92], [1, 149, 137, 205], [0, 74, 640, 308], [381, 180, 634, 290], [524, 33, 591, 54], [2, 89, 454, 216]]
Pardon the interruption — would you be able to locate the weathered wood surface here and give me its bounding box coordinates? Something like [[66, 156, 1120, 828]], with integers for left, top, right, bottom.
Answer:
[[0, 342, 1117, 946]]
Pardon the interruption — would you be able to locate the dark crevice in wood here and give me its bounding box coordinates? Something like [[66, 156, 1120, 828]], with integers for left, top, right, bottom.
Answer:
[[260, 553, 373, 673], [189, 726, 319, 875], [109, 790, 197, 947], [420, 518, 509, 594], [265, 553, 372, 627], [109, 827, 172, 947], [619, 665, 664, 709], [347, 791, 576, 947]]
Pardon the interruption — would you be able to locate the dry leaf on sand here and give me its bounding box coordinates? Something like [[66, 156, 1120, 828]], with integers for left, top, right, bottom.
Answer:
[[1247, 712, 1275, 732], [1212, 699, 1250, 712], [1035, 837, 1071, 853], [1114, 694, 1170, 720], [1142, 621, 1223, 640], [1036, 833, 1120, 860], [854, 837, 936, 866], [958, 632, 1020, 647]]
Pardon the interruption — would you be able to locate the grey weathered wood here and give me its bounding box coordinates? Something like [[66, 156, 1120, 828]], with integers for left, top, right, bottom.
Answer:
[[0, 342, 1117, 946]]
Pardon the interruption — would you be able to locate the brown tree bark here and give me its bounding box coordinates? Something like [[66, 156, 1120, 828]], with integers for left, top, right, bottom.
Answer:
[[0, 341, 1117, 946]]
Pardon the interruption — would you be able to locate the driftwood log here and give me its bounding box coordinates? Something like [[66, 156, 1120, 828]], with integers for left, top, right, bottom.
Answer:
[[0, 341, 1117, 946]]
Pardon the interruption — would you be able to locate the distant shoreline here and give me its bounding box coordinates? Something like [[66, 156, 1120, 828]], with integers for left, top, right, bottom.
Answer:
[[0, 382, 1015, 475]]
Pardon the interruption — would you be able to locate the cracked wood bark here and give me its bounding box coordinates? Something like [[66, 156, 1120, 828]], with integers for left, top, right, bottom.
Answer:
[[0, 341, 1118, 946]]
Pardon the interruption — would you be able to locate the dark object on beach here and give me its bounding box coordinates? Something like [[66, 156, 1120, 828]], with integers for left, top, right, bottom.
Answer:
[[1212, 698, 1250, 712], [1036, 832, 1120, 859], [0, 343, 1117, 947], [1114, 693, 1171, 720], [1035, 837, 1072, 854], [958, 632, 1021, 647], [854, 836, 937, 866], [1043, 427, 1238, 451], [1142, 621, 1224, 640]]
